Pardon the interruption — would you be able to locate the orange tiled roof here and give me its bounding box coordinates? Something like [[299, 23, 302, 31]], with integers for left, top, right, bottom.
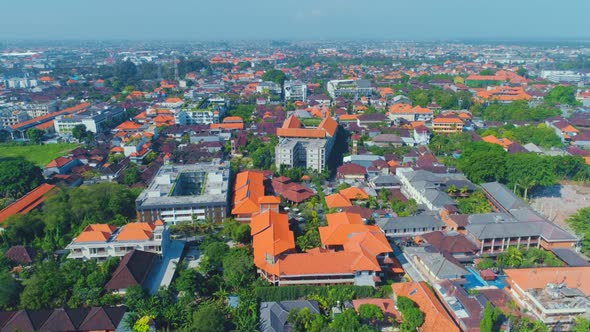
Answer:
[[210, 122, 244, 130], [232, 171, 265, 215], [10, 102, 89, 130], [432, 117, 463, 124], [339, 114, 359, 121], [392, 282, 460, 332], [115, 222, 156, 241], [338, 187, 369, 200], [115, 121, 141, 131], [0, 184, 56, 223], [504, 267, 590, 296], [325, 193, 352, 209], [73, 224, 117, 243]]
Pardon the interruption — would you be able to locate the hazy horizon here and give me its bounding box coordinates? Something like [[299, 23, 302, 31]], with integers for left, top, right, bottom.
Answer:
[[1, 0, 589, 41]]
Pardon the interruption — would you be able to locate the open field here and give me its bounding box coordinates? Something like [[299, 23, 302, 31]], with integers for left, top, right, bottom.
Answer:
[[529, 182, 590, 232], [0, 143, 78, 166]]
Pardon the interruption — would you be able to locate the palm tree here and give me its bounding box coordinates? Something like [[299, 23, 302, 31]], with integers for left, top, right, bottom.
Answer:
[[446, 185, 458, 196]]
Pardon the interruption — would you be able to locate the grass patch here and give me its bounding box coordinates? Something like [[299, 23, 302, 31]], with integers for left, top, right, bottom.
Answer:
[[0, 143, 79, 166]]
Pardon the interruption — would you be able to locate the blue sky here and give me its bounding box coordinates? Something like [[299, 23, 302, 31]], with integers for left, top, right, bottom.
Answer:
[[1, 0, 589, 40]]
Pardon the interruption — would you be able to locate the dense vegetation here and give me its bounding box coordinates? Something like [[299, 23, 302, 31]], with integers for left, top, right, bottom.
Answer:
[[566, 207, 590, 255], [1, 183, 137, 251], [431, 138, 590, 199], [478, 123, 562, 148]]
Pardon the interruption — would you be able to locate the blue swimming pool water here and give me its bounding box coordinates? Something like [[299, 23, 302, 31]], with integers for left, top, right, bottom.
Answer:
[[463, 266, 506, 290]]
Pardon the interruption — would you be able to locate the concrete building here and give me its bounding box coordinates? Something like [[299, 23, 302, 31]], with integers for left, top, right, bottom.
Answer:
[[275, 115, 338, 172], [504, 267, 590, 331], [65, 222, 169, 261], [135, 161, 230, 224], [284, 80, 307, 102], [327, 79, 372, 99], [53, 105, 124, 135]]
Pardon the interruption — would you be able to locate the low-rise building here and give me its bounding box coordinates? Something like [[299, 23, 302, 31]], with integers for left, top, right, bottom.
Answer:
[[135, 161, 230, 224], [65, 221, 169, 261]]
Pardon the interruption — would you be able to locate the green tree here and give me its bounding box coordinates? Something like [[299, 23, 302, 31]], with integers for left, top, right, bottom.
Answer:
[[261, 69, 287, 86], [187, 302, 225, 332], [203, 241, 229, 270], [329, 309, 370, 332], [397, 296, 424, 332], [0, 270, 19, 310], [505, 153, 555, 200], [133, 316, 153, 332], [572, 317, 590, 332], [545, 85, 579, 106], [457, 142, 507, 184], [72, 124, 87, 141], [122, 164, 140, 186], [0, 158, 44, 198], [288, 307, 327, 332], [26, 128, 44, 144], [480, 302, 494, 332], [358, 303, 384, 323], [222, 248, 255, 291]]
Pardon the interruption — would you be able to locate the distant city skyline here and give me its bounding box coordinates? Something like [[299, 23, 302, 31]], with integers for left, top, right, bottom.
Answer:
[[1, 0, 589, 41]]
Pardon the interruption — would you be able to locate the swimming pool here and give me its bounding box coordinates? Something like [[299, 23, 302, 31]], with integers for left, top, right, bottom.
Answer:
[[463, 266, 506, 290]]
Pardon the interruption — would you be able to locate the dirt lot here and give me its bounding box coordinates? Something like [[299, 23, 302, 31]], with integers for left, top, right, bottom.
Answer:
[[529, 182, 590, 231]]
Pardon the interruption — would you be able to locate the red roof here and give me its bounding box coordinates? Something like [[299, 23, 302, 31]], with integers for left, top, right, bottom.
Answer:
[[10, 102, 90, 130], [0, 184, 56, 223]]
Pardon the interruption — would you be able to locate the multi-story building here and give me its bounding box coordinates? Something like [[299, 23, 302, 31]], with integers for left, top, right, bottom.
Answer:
[[431, 117, 464, 133], [53, 105, 124, 135], [284, 80, 307, 102], [327, 79, 372, 99], [504, 267, 590, 331], [135, 161, 230, 224], [540, 70, 583, 83], [275, 115, 338, 172], [0, 107, 29, 127], [253, 209, 395, 287], [65, 221, 169, 261], [256, 81, 282, 96], [24, 101, 58, 118]]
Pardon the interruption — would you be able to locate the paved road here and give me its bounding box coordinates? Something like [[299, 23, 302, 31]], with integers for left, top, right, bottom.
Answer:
[[391, 242, 424, 282], [145, 240, 185, 294]]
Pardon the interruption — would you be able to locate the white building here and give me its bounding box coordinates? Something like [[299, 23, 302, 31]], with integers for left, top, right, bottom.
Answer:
[[541, 70, 583, 83], [53, 106, 124, 135], [327, 79, 372, 99], [135, 161, 230, 224], [66, 222, 169, 261], [284, 80, 307, 102]]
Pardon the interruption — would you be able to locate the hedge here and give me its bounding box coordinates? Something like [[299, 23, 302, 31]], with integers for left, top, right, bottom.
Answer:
[[255, 285, 386, 303]]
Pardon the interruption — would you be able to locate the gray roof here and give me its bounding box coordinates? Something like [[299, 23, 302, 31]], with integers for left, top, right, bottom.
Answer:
[[377, 215, 445, 232], [480, 182, 528, 211], [466, 219, 578, 242], [551, 248, 590, 267], [259, 300, 321, 332], [370, 175, 401, 186], [405, 246, 468, 279]]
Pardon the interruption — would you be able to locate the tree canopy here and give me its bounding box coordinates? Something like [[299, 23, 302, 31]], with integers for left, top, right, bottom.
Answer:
[[261, 69, 287, 86], [0, 158, 44, 199]]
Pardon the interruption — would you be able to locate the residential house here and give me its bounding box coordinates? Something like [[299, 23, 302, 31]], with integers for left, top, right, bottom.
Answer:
[[0, 306, 128, 332], [104, 249, 158, 294], [259, 300, 320, 332]]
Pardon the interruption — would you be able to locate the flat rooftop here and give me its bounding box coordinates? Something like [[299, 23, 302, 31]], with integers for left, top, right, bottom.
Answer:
[[136, 161, 230, 208]]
